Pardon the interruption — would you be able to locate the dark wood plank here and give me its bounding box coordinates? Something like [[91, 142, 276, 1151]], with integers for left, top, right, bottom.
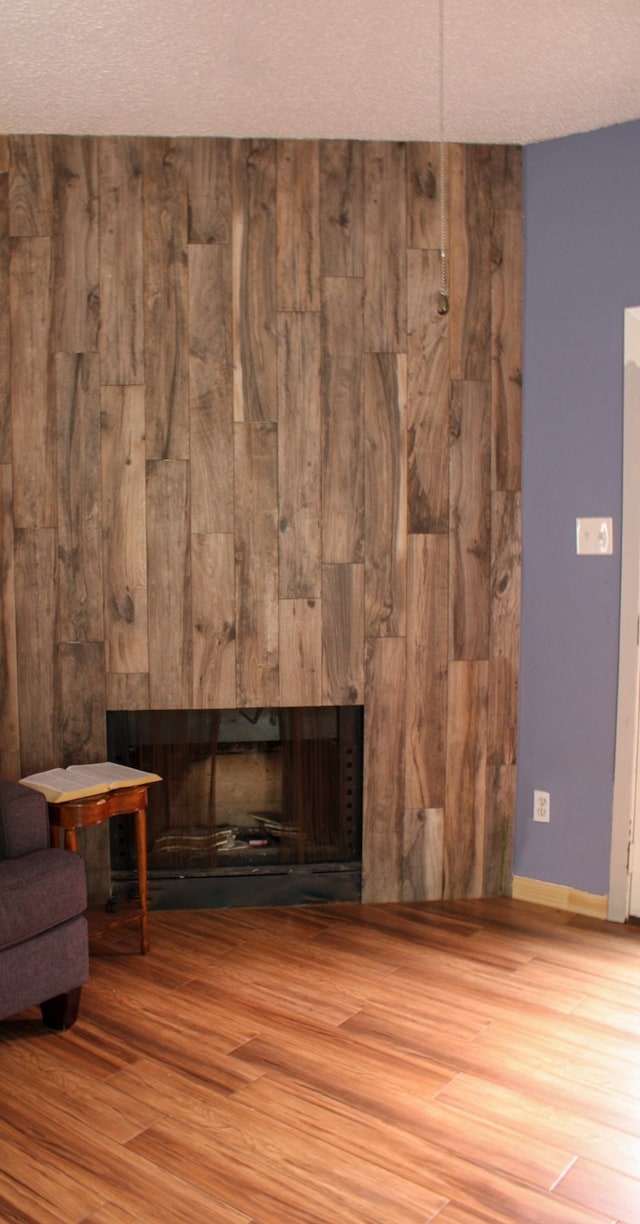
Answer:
[[9, 134, 53, 236], [277, 311, 322, 598], [55, 353, 104, 643], [484, 764, 516, 896], [14, 527, 58, 773], [405, 533, 448, 808], [407, 248, 449, 532], [52, 136, 99, 353], [180, 136, 231, 245], [232, 139, 277, 423], [9, 236, 54, 528], [0, 164, 9, 464], [58, 639, 109, 901], [146, 459, 192, 707], [449, 380, 491, 661], [492, 205, 523, 492], [99, 138, 144, 386], [276, 140, 320, 311], [488, 491, 521, 765], [444, 660, 489, 897], [0, 464, 20, 777], [363, 637, 406, 901], [234, 422, 279, 705], [144, 139, 189, 460], [189, 242, 234, 533], [364, 352, 407, 637], [407, 141, 441, 251], [105, 672, 150, 711], [449, 144, 492, 382], [363, 142, 407, 353], [321, 563, 365, 705], [191, 532, 236, 708], [402, 808, 445, 901], [321, 276, 364, 563], [319, 140, 364, 277]]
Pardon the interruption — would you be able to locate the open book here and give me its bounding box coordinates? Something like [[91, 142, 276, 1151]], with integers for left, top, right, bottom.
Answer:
[[20, 761, 162, 804]]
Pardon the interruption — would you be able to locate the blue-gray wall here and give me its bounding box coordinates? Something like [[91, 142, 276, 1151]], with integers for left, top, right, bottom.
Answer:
[[515, 119, 640, 895]]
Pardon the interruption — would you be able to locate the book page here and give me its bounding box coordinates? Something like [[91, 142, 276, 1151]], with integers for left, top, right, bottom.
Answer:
[[66, 762, 162, 788]]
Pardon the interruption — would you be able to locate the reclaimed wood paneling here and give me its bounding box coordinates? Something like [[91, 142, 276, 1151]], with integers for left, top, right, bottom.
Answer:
[[279, 598, 323, 707], [449, 380, 491, 661], [484, 763, 516, 896], [449, 144, 492, 382], [0, 465, 19, 776], [321, 563, 365, 706], [106, 672, 150, 711], [0, 164, 9, 464], [488, 491, 521, 766], [234, 422, 279, 706], [364, 352, 407, 637], [407, 142, 441, 251], [101, 385, 149, 675], [99, 138, 144, 386], [319, 140, 364, 277], [144, 140, 189, 460], [146, 460, 192, 708], [405, 534, 448, 809], [492, 205, 522, 492], [278, 311, 322, 598], [277, 140, 320, 311], [9, 135, 53, 237], [14, 528, 57, 774], [181, 136, 231, 245], [232, 140, 277, 423], [10, 236, 54, 528], [402, 807, 444, 901], [188, 242, 233, 533], [363, 636, 405, 901], [52, 136, 99, 353], [491, 145, 522, 211], [59, 640, 109, 902], [191, 532, 236, 708], [444, 660, 488, 898], [321, 276, 364, 563], [364, 142, 407, 352], [55, 353, 104, 642], [407, 248, 449, 532]]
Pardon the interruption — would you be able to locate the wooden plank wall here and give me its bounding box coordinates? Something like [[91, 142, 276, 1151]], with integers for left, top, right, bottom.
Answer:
[[0, 134, 522, 903]]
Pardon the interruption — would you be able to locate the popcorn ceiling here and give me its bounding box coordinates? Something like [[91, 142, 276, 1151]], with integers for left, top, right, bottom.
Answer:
[[0, 0, 639, 144]]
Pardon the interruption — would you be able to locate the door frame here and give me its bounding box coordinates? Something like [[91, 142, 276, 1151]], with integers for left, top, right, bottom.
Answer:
[[609, 306, 640, 921]]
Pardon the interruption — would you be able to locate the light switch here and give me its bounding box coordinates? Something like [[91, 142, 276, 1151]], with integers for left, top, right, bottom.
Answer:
[[576, 517, 613, 555]]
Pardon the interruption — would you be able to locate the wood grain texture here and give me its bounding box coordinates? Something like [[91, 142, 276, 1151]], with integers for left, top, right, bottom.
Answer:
[[449, 144, 492, 382], [99, 138, 144, 386], [232, 140, 277, 423], [319, 140, 364, 277], [405, 534, 448, 808], [14, 527, 58, 773], [321, 276, 364, 563], [364, 353, 407, 637], [407, 248, 449, 532], [484, 764, 516, 896], [234, 423, 279, 706], [101, 386, 149, 675], [449, 380, 491, 661], [181, 136, 231, 245], [144, 139, 189, 460], [189, 242, 234, 533], [105, 672, 150, 711], [364, 142, 407, 352], [402, 808, 445, 901], [9, 236, 54, 528], [321, 563, 365, 706], [146, 460, 192, 708], [279, 598, 323, 707], [407, 142, 441, 251], [491, 145, 523, 211], [363, 637, 406, 901], [444, 660, 488, 898], [9, 134, 53, 237], [0, 464, 19, 775], [191, 532, 236, 708], [0, 166, 10, 464], [492, 205, 523, 492], [278, 311, 322, 598], [488, 491, 521, 765], [52, 136, 99, 353], [276, 140, 320, 311], [55, 353, 104, 643]]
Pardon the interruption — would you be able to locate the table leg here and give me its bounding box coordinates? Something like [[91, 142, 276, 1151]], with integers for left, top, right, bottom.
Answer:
[[65, 828, 79, 854], [135, 805, 150, 954]]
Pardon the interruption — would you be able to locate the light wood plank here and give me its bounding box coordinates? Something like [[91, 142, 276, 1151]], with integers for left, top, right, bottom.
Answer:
[[321, 276, 364, 563], [484, 764, 516, 896], [321, 563, 365, 705], [9, 134, 53, 236], [52, 135, 99, 353], [146, 459, 192, 708], [101, 386, 149, 675], [99, 138, 144, 386], [279, 598, 322, 706], [105, 672, 150, 711], [492, 206, 523, 492], [234, 422, 279, 705], [363, 637, 406, 901], [10, 235, 54, 528], [191, 532, 236, 707], [444, 660, 488, 897], [189, 242, 234, 533], [319, 140, 364, 277], [405, 533, 448, 808], [364, 352, 407, 637], [407, 141, 441, 251], [488, 490, 521, 765], [181, 136, 231, 245], [402, 808, 445, 901], [276, 140, 320, 311], [449, 380, 491, 661], [407, 248, 449, 532], [277, 311, 322, 598], [232, 139, 277, 423], [363, 142, 407, 352]]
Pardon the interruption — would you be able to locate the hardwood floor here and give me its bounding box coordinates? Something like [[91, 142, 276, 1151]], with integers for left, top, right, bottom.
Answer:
[[1, 899, 640, 1223]]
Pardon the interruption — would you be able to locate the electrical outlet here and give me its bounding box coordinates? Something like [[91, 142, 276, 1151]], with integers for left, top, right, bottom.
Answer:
[[533, 789, 550, 823]]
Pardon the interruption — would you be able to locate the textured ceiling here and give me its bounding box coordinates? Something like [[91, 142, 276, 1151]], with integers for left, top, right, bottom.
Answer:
[[1, 0, 639, 145]]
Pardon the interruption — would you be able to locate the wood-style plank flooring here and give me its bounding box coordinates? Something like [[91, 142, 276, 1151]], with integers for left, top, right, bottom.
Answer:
[[1, 899, 640, 1223]]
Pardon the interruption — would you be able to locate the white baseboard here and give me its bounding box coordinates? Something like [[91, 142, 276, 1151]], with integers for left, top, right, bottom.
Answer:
[[511, 876, 609, 920]]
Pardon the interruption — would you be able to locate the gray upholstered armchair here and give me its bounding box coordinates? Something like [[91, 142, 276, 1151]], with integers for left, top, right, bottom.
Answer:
[[0, 779, 89, 1030]]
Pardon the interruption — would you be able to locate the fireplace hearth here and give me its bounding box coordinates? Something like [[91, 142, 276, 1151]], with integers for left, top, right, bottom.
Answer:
[[107, 707, 363, 909]]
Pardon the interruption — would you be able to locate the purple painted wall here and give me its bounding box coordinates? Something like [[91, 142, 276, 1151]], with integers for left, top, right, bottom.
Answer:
[[515, 119, 640, 894]]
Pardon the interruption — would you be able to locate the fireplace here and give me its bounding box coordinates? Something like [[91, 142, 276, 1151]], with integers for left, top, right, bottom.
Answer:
[[107, 707, 363, 908]]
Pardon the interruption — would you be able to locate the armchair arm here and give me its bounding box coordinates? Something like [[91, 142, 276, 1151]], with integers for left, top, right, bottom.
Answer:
[[0, 780, 50, 858]]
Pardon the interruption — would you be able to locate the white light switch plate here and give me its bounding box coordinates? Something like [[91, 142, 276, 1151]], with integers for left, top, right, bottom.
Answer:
[[576, 517, 613, 555]]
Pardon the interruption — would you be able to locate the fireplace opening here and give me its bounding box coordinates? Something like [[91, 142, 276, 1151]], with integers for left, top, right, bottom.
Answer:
[[107, 706, 363, 908]]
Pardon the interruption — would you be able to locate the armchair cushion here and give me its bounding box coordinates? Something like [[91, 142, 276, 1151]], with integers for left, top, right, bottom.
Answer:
[[0, 780, 49, 858], [0, 848, 87, 952]]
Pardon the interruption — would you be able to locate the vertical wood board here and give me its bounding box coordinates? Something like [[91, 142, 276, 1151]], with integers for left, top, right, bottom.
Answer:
[[99, 138, 144, 386], [492, 206, 523, 492], [449, 379, 491, 660], [363, 142, 407, 353], [321, 563, 365, 706], [234, 422, 279, 705], [10, 236, 54, 528], [276, 140, 320, 311], [14, 528, 58, 774], [405, 534, 448, 809], [402, 808, 445, 901], [278, 311, 322, 598], [364, 352, 407, 637], [0, 465, 19, 765], [232, 140, 277, 423], [146, 459, 192, 708], [279, 598, 323, 707], [407, 248, 449, 532], [319, 140, 364, 277], [181, 136, 231, 245], [321, 276, 365, 564], [192, 532, 236, 708], [449, 144, 492, 382], [9, 135, 53, 237], [189, 242, 234, 533], [444, 660, 488, 898], [362, 637, 406, 902], [52, 136, 99, 353]]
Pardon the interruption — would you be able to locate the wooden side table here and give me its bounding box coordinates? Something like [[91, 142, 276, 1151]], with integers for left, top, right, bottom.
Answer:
[[48, 783, 150, 954]]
